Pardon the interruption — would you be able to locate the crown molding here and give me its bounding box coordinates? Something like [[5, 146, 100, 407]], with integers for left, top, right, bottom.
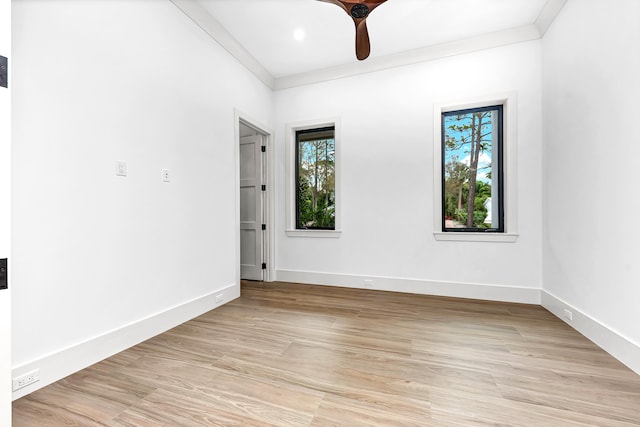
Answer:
[[535, 0, 568, 36], [170, 0, 275, 90], [274, 24, 541, 90], [173, 0, 566, 92]]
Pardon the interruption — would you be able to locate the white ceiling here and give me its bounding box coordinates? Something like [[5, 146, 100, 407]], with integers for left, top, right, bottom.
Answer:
[[173, 0, 567, 89]]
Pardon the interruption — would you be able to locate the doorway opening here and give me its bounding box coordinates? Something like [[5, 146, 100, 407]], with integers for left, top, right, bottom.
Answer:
[[238, 116, 272, 282]]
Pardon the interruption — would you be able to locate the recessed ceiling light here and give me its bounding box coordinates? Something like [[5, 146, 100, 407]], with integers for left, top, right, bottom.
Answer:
[[293, 28, 305, 41]]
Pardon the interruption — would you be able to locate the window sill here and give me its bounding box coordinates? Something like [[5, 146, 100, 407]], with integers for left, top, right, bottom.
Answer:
[[433, 232, 518, 243], [286, 229, 342, 238]]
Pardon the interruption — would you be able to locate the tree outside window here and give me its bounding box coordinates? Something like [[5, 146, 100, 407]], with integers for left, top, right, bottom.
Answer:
[[442, 105, 503, 232], [295, 127, 335, 230]]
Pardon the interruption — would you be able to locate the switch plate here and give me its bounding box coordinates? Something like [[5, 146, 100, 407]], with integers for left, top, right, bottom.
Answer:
[[115, 161, 127, 177], [162, 169, 170, 182]]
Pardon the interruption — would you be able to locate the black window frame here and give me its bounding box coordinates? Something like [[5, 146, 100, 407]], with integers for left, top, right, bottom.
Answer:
[[295, 126, 336, 230], [441, 104, 504, 233]]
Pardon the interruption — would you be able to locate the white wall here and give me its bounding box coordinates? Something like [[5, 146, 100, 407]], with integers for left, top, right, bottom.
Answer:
[[1, 0, 12, 422], [274, 41, 543, 303], [11, 0, 272, 397], [542, 0, 640, 373]]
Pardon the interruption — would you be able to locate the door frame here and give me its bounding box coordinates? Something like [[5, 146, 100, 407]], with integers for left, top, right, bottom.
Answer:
[[234, 109, 274, 283], [0, 0, 11, 423]]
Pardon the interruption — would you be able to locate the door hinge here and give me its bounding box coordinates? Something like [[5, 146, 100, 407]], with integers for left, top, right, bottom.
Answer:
[[0, 258, 7, 290], [261, 224, 266, 230], [261, 184, 266, 191], [0, 56, 7, 89], [261, 263, 267, 270], [261, 146, 266, 153]]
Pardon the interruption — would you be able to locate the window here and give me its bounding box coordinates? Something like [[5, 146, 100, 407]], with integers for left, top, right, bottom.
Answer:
[[433, 93, 518, 242], [295, 126, 336, 230], [286, 118, 341, 237], [442, 105, 503, 232]]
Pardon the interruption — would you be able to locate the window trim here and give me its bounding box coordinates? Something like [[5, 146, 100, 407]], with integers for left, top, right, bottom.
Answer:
[[286, 118, 341, 238], [433, 93, 518, 243]]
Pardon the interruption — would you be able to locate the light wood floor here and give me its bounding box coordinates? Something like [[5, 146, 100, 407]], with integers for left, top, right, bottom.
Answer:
[[13, 281, 640, 426]]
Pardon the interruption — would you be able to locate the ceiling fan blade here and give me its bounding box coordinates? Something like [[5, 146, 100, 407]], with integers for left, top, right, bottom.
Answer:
[[317, 0, 348, 13], [318, 0, 388, 61], [355, 20, 370, 60]]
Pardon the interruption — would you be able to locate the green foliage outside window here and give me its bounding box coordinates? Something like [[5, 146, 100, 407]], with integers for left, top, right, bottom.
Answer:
[[296, 127, 335, 229], [443, 106, 503, 231]]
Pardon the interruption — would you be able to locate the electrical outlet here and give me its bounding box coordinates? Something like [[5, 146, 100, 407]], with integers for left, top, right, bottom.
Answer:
[[215, 293, 224, 303], [162, 169, 170, 182], [363, 279, 374, 287], [563, 308, 573, 321], [13, 369, 40, 391]]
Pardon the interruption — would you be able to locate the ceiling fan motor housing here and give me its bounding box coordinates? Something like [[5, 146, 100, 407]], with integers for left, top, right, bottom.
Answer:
[[351, 4, 369, 18], [320, 0, 388, 60]]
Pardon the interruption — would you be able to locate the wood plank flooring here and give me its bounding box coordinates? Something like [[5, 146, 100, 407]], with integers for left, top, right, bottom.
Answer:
[[13, 281, 640, 426]]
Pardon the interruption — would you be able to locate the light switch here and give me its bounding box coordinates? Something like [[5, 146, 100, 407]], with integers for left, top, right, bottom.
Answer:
[[162, 169, 170, 182], [115, 161, 127, 177]]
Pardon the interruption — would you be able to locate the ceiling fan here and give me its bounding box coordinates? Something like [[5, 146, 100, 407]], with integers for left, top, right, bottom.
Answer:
[[319, 0, 388, 61]]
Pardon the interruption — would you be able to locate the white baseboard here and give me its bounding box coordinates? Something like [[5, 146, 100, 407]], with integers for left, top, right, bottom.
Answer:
[[276, 269, 541, 304], [12, 283, 240, 400], [542, 290, 640, 375]]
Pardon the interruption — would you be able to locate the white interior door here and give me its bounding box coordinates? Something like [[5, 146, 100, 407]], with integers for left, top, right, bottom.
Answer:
[[0, 0, 12, 423], [240, 135, 264, 281]]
